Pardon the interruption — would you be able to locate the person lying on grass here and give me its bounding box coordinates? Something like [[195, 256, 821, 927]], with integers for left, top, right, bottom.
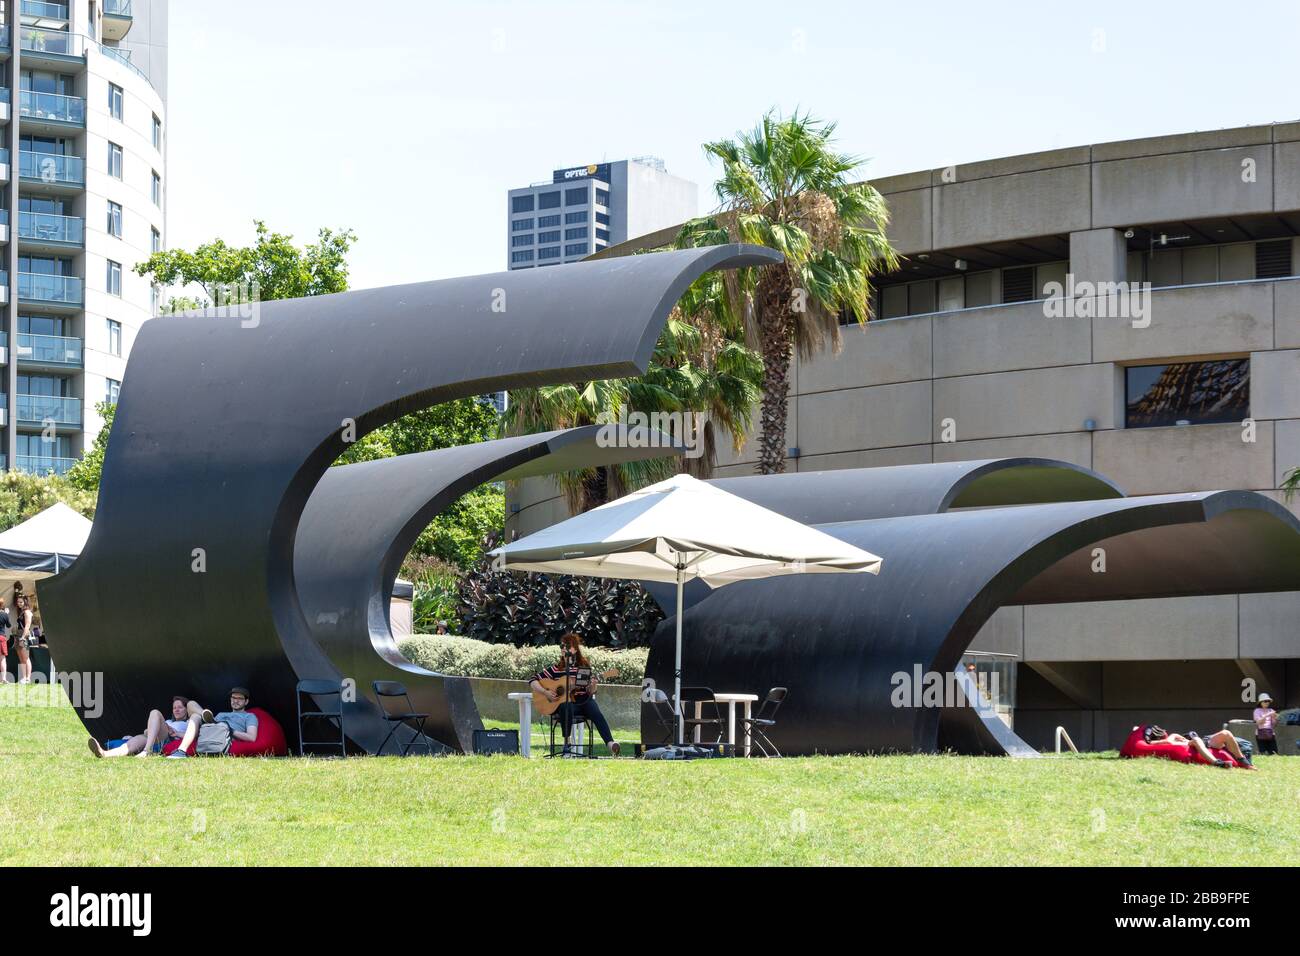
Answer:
[[164, 686, 260, 759], [88, 695, 214, 758], [1146, 725, 1257, 769]]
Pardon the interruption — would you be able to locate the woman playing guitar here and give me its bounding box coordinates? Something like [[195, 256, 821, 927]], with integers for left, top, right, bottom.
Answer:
[[529, 632, 620, 756]]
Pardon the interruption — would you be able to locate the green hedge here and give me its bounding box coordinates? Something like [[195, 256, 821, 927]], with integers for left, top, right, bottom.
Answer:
[[397, 634, 647, 685]]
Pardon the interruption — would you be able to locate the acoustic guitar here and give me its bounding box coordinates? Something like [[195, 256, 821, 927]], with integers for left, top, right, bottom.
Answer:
[[532, 668, 619, 717]]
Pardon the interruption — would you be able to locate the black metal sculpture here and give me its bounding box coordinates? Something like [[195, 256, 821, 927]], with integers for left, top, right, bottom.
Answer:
[[643, 462, 1300, 755], [43, 245, 778, 750]]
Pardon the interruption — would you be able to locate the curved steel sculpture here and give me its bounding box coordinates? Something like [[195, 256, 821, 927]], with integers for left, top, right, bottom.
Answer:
[[296, 425, 681, 753], [43, 244, 778, 749], [644, 462, 1300, 756]]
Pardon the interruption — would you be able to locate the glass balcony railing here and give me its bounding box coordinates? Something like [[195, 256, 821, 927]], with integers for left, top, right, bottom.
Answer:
[[17, 394, 81, 426], [0, 26, 9, 50], [20, 27, 82, 57], [18, 90, 86, 125], [105, 0, 132, 15], [99, 42, 149, 83], [0, 148, 10, 166], [17, 333, 83, 366], [16, 455, 76, 476], [18, 211, 83, 245], [22, 1, 71, 21], [19, 150, 84, 185], [18, 272, 82, 305], [0, 89, 10, 105]]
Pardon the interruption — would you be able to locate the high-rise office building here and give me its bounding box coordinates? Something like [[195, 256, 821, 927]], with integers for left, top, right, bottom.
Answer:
[[506, 157, 697, 271], [1, 0, 167, 475]]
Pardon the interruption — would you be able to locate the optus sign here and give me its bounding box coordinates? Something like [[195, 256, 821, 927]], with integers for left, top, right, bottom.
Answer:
[[553, 162, 611, 183]]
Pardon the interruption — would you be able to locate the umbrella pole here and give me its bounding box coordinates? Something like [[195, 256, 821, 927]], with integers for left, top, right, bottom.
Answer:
[[674, 563, 684, 747]]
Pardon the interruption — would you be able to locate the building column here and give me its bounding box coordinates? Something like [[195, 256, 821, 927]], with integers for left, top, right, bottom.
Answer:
[[1068, 227, 1128, 289]]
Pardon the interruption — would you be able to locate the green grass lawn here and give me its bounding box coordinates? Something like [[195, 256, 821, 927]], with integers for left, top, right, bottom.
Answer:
[[2, 683, 1296, 866]]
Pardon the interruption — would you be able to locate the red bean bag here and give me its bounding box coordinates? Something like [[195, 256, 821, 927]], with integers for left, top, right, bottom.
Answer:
[[1119, 725, 1243, 768], [162, 707, 288, 757]]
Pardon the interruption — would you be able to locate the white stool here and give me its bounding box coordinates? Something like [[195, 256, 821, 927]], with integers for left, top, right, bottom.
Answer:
[[507, 692, 533, 757]]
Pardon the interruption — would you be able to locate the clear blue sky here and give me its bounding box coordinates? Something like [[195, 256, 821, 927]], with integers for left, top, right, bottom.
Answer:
[[168, 0, 1300, 290]]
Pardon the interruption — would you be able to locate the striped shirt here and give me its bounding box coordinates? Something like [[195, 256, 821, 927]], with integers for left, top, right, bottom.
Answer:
[[532, 663, 593, 701]]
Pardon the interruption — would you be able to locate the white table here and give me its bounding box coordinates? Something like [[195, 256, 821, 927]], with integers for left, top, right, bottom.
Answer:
[[506, 692, 533, 757], [692, 692, 759, 756]]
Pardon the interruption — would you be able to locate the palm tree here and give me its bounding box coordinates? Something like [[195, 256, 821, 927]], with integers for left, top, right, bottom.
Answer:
[[506, 267, 762, 513], [1284, 467, 1299, 502], [676, 110, 898, 474]]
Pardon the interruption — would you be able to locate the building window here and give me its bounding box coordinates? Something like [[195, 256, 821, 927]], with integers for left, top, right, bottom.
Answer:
[[106, 378, 121, 404], [510, 234, 532, 248], [107, 200, 123, 238], [565, 227, 588, 240], [107, 319, 122, 356], [538, 191, 561, 210], [538, 246, 560, 260], [596, 212, 610, 226], [511, 218, 533, 231], [565, 211, 586, 224], [511, 195, 534, 214], [596, 228, 610, 242], [151, 227, 162, 253], [106, 259, 122, 296], [1125, 359, 1249, 429], [108, 82, 123, 120], [595, 188, 610, 206], [108, 141, 123, 179], [152, 113, 162, 150], [537, 230, 560, 243], [565, 187, 587, 206], [151, 170, 161, 206], [510, 250, 533, 264], [537, 214, 560, 228], [565, 242, 588, 256]]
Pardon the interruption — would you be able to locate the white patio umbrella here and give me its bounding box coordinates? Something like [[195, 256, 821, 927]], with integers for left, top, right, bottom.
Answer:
[[489, 473, 882, 745]]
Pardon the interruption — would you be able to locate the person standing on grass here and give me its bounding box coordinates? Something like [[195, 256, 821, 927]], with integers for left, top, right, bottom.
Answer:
[[165, 686, 259, 758], [0, 597, 10, 684], [529, 632, 620, 756], [1253, 693, 1280, 756], [89, 696, 214, 758], [13, 594, 33, 685]]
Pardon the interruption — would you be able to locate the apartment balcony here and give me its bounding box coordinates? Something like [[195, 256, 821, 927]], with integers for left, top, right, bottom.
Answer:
[[0, 24, 10, 63], [19, 26, 84, 70], [18, 90, 85, 132], [0, 88, 9, 125], [21, 2, 71, 29], [0, 147, 9, 185], [16, 393, 80, 428], [18, 272, 82, 312], [0, 271, 8, 306], [17, 332, 83, 369], [18, 211, 84, 251], [103, 0, 133, 41], [16, 455, 76, 476], [0, 330, 7, 366], [19, 150, 84, 192]]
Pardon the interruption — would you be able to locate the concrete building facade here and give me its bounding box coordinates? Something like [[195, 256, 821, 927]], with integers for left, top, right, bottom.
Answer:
[[507, 122, 1300, 751], [1, 0, 167, 475]]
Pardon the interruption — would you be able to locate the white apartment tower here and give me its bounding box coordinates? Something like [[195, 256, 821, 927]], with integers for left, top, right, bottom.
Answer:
[[2, 0, 167, 474]]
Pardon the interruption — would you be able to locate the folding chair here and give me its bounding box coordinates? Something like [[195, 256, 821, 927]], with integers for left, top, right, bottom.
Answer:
[[740, 687, 787, 757], [371, 680, 435, 756], [643, 688, 677, 746], [296, 678, 347, 757]]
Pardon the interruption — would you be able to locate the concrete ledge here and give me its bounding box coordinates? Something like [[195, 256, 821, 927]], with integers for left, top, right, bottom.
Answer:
[[934, 301, 1091, 378], [1091, 125, 1275, 162], [1092, 281, 1274, 363], [1093, 146, 1274, 227], [1093, 422, 1274, 495], [799, 315, 932, 392], [1023, 596, 1239, 661], [937, 145, 1092, 183], [933, 364, 1113, 441]]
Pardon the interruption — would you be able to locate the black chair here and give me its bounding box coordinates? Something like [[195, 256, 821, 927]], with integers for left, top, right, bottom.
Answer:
[[740, 687, 787, 757], [296, 678, 347, 757], [680, 686, 726, 745], [548, 709, 595, 758], [643, 687, 677, 746], [371, 680, 435, 756]]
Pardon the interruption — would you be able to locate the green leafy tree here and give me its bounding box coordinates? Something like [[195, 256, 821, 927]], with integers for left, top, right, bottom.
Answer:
[[134, 219, 357, 304], [676, 109, 898, 474], [0, 471, 96, 531], [1284, 466, 1299, 501], [66, 402, 114, 493]]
